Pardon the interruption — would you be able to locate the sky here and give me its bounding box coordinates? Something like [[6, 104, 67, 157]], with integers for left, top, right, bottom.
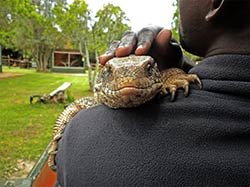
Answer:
[[68, 0, 176, 31]]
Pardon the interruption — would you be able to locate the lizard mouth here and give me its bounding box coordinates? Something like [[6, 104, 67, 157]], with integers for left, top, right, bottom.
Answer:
[[118, 86, 142, 95], [99, 82, 163, 108]]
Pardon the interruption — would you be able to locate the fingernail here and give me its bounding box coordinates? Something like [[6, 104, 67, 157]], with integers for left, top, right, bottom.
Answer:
[[99, 55, 112, 65], [135, 43, 150, 55], [137, 45, 144, 49], [118, 44, 130, 49]]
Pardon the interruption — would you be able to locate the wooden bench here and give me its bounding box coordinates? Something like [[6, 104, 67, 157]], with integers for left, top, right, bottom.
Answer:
[[30, 82, 72, 104]]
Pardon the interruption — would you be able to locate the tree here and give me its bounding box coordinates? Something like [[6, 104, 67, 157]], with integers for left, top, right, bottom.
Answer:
[[171, 1, 180, 42], [0, 0, 19, 48], [0, 0, 132, 88], [88, 3, 131, 89], [93, 3, 131, 54], [0, 0, 67, 71], [29, 0, 67, 71], [54, 1, 131, 90], [53, 0, 94, 87]]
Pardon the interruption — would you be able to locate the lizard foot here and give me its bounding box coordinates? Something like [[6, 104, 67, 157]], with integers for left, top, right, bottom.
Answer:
[[160, 68, 202, 101]]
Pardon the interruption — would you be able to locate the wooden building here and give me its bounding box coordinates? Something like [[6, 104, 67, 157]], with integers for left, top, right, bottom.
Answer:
[[52, 49, 84, 73]]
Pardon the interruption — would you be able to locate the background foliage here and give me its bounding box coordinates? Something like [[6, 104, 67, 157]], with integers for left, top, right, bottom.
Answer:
[[0, 0, 131, 73]]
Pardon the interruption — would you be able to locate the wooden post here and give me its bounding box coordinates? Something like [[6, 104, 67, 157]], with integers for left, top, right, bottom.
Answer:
[[8, 55, 10, 68]]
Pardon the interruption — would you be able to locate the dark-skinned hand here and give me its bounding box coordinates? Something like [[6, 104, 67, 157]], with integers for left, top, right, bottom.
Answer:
[[99, 26, 184, 71]]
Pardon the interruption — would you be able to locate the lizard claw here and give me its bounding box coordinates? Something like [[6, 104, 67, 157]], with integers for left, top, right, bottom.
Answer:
[[195, 76, 202, 89], [166, 85, 177, 101], [161, 68, 202, 101], [183, 84, 189, 97], [170, 90, 176, 101]]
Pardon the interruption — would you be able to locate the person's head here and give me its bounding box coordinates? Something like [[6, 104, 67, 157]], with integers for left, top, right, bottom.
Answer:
[[178, 0, 250, 57]]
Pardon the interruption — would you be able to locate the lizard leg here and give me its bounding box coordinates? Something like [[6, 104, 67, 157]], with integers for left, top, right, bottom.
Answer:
[[161, 68, 202, 101]]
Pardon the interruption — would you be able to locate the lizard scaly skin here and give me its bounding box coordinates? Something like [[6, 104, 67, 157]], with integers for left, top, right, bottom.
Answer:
[[48, 55, 201, 171]]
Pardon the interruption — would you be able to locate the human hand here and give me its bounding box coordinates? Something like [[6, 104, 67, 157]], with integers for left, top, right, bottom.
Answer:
[[99, 26, 183, 70]]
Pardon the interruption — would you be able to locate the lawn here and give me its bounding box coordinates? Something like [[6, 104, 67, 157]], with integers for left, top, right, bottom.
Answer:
[[0, 66, 93, 179]]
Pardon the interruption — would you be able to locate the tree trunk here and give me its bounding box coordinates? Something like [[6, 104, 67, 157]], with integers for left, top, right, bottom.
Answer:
[[35, 46, 41, 71], [39, 50, 43, 71], [42, 54, 47, 71], [92, 49, 100, 85], [84, 41, 94, 90], [42, 50, 49, 71]]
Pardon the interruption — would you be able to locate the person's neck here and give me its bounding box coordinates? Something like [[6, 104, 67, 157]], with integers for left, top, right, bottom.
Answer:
[[205, 29, 250, 57]]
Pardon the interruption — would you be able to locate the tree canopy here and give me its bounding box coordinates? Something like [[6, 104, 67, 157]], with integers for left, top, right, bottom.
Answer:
[[0, 0, 131, 72]]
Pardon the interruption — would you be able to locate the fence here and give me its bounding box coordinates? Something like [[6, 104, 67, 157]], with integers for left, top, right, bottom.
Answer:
[[1, 55, 32, 68]]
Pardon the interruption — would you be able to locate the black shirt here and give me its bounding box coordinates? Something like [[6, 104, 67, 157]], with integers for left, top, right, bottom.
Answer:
[[56, 54, 250, 187]]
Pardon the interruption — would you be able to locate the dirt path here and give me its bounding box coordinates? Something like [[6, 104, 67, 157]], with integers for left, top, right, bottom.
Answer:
[[9, 160, 35, 179], [0, 72, 23, 79]]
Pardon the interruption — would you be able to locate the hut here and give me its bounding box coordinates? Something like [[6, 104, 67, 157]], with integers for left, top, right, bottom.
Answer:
[[52, 49, 84, 73]]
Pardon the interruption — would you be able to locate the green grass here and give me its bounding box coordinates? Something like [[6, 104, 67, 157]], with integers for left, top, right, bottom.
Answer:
[[0, 66, 93, 179]]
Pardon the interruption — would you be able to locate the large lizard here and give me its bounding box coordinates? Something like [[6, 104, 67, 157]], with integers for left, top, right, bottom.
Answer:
[[48, 55, 202, 171]]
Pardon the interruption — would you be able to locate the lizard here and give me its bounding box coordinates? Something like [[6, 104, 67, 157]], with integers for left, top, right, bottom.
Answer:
[[48, 55, 202, 171]]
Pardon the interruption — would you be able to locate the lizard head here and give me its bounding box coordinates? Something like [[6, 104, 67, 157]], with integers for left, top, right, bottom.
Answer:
[[94, 55, 163, 108]]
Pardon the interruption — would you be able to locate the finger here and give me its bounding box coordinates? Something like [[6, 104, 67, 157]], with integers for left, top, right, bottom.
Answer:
[[155, 29, 172, 55], [135, 26, 163, 55], [99, 40, 120, 65], [116, 31, 137, 57]]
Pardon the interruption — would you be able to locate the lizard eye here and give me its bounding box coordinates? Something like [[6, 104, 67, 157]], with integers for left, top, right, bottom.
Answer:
[[103, 65, 113, 79], [146, 63, 153, 76], [106, 66, 112, 76]]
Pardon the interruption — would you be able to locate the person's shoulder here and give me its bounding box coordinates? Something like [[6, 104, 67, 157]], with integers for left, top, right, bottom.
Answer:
[[68, 104, 110, 125]]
